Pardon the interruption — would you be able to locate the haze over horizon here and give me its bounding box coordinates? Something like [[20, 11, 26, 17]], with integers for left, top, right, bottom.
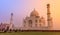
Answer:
[[0, 0, 60, 30]]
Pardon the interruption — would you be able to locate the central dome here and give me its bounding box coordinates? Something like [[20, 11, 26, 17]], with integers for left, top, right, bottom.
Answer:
[[30, 9, 39, 17]]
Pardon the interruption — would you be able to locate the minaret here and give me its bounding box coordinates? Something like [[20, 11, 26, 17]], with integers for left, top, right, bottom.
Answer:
[[10, 13, 13, 24], [47, 4, 53, 30], [9, 13, 13, 30]]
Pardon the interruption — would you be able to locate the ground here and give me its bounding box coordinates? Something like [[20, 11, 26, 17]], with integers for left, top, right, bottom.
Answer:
[[0, 32, 60, 35]]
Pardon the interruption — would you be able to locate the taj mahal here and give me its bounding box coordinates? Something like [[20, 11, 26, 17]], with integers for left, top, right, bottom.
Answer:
[[21, 4, 53, 30], [0, 4, 53, 32]]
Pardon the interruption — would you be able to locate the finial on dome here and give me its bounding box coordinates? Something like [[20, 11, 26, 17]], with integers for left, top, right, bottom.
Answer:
[[34, 8, 35, 10], [33, 8, 36, 12]]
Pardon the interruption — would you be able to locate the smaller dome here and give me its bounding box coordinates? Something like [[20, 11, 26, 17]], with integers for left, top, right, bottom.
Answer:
[[30, 9, 39, 17]]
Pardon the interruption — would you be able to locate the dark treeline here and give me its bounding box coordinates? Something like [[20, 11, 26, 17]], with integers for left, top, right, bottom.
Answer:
[[0, 29, 60, 32]]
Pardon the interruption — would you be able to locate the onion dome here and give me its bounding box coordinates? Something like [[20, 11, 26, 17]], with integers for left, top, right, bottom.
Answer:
[[30, 9, 39, 17]]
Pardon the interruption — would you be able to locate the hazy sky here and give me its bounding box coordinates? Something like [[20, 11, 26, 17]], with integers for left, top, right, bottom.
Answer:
[[0, 0, 60, 30]]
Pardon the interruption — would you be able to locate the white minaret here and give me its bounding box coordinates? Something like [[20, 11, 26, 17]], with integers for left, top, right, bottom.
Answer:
[[47, 4, 53, 30], [9, 13, 14, 30], [10, 13, 13, 24]]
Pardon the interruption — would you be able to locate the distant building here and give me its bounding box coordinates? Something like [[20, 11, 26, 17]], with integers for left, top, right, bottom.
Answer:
[[0, 23, 10, 31], [22, 4, 53, 30], [0, 22, 14, 31]]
